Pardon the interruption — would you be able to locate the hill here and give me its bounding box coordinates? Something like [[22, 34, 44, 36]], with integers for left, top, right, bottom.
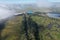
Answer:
[[0, 14, 60, 40]]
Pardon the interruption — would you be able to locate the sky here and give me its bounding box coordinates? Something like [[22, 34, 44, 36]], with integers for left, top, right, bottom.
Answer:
[[0, 0, 60, 4], [0, 0, 36, 4], [48, 0, 60, 2]]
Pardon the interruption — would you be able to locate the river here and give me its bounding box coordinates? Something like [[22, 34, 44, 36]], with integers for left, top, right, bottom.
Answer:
[[46, 12, 60, 18]]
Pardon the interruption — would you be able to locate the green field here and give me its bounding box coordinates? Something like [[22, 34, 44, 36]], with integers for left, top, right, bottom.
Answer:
[[1, 15, 60, 40]]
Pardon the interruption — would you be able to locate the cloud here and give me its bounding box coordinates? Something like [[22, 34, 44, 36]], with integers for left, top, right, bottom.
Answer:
[[0, 4, 14, 20]]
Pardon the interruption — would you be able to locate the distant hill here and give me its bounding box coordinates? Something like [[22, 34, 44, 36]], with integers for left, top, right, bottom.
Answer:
[[51, 2, 60, 13]]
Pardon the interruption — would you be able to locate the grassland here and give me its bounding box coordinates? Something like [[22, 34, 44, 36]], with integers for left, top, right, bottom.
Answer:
[[1, 15, 60, 40], [31, 15, 60, 40]]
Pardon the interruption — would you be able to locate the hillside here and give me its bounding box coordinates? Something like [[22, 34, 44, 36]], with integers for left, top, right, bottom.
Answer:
[[0, 14, 60, 40]]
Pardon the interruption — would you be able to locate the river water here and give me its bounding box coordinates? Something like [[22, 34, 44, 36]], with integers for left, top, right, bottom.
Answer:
[[46, 12, 60, 18]]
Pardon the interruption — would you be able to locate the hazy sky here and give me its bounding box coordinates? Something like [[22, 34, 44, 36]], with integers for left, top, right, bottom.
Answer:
[[0, 0, 59, 7], [0, 0, 36, 4], [48, 0, 60, 2], [0, 0, 60, 4]]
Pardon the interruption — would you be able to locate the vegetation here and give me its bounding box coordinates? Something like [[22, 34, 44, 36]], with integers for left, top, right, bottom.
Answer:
[[0, 14, 60, 40], [31, 15, 60, 40]]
